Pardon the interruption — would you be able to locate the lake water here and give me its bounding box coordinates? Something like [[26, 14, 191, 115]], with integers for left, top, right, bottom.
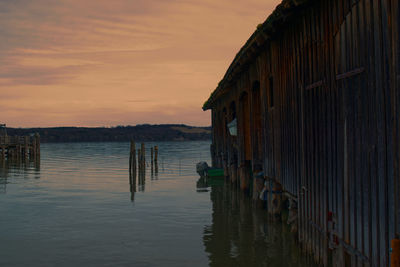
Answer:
[[0, 141, 314, 266]]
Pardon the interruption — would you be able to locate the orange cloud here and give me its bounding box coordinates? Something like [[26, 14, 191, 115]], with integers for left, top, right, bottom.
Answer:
[[0, 0, 281, 127]]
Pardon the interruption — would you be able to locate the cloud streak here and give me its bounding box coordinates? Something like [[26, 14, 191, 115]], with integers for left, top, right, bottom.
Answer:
[[0, 0, 281, 127]]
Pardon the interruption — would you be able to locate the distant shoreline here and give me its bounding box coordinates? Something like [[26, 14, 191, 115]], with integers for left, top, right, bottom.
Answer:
[[5, 124, 211, 143]]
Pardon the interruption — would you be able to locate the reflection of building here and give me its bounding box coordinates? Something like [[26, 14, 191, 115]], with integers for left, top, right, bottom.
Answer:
[[203, 184, 314, 266], [0, 158, 40, 194], [204, 0, 400, 265]]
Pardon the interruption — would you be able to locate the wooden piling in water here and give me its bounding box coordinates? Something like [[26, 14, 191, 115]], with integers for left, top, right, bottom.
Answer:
[[154, 146, 158, 163], [32, 137, 37, 159], [129, 140, 136, 176], [24, 136, 29, 159], [137, 149, 141, 172], [141, 143, 145, 169], [35, 133, 40, 158]]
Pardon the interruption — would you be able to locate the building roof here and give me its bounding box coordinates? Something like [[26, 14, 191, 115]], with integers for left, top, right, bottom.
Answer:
[[202, 0, 311, 110]]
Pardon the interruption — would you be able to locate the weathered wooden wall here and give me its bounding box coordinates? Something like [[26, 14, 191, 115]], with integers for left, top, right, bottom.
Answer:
[[207, 0, 399, 265]]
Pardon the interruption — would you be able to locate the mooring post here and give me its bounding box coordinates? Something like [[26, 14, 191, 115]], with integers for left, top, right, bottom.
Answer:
[[150, 147, 154, 176], [18, 141, 22, 160], [35, 133, 40, 159], [129, 140, 136, 176], [132, 141, 136, 173], [154, 146, 158, 163], [137, 149, 141, 172], [141, 143, 145, 169], [24, 136, 29, 159], [32, 136, 37, 160], [129, 140, 132, 174]]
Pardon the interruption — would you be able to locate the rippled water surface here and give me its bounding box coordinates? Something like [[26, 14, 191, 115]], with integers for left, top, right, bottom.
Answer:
[[0, 141, 313, 266]]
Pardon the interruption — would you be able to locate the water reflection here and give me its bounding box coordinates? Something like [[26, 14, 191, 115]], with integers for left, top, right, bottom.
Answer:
[[203, 182, 316, 267], [150, 160, 159, 180], [196, 176, 209, 193], [138, 169, 146, 192], [0, 141, 213, 267], [129, 170, 137, 202], [129, 160, 159, 202], [0, 157, 40, 194]]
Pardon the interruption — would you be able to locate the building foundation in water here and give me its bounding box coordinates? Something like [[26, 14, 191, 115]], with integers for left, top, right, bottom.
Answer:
[[0, 133, 40, 162], [203, 0, 400, 265]]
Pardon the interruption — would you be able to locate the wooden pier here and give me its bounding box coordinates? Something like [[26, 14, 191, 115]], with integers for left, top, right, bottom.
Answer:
[[0, 134, 40, 161]]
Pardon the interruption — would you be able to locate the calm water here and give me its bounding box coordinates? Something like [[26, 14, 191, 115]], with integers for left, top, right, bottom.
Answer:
[[0, 141, 313, 266]]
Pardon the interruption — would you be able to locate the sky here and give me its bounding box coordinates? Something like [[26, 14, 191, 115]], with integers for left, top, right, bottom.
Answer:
[[0, 0, 281, 128]]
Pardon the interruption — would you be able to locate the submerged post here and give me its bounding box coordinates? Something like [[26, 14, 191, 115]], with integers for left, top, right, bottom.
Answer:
[[129, 140, 136, 176]]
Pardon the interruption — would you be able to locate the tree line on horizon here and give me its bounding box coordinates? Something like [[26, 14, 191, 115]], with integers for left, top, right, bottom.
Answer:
[[4, 124, 211, 143]]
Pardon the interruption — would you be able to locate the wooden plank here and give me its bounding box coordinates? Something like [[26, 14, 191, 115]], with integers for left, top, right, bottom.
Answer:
[[391, 0, 400, 240], [381, 1, 397, 263]]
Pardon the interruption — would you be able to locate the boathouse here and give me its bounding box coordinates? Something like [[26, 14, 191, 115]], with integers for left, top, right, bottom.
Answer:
[[203, 0, 399, 265]]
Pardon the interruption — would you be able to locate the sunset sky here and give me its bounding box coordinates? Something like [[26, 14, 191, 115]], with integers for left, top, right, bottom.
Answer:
[[1, 0, 280, 128]]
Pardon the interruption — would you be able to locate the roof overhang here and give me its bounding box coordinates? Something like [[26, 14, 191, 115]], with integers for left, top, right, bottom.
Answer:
[[202, 0, 312, 111]]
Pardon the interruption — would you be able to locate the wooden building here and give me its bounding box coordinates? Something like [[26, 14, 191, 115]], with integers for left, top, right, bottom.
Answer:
[[203, 0, 399, 265]]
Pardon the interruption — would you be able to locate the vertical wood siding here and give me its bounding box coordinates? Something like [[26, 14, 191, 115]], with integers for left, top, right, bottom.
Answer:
[[208, 0, 399, 265]]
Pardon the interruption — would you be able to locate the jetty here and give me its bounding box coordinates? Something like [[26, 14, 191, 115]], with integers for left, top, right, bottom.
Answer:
[[203, 0, 400, 266], [0, 124, 40, 161]]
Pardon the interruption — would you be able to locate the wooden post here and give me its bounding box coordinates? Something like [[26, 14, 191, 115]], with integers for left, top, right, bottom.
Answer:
[[35, 133, 40, 158], [129, 140, 136, 176], [137, 149, 141, 172], [141, 143, 145, 169], [154, 146, 158, 163], [150, 147, 154, 177], [18, 143, 22, 160], [138, 144, 146, 191], [3, 136, 8, 160], [1, 146, 5, 160], [129, 141, 137, 202], [32, 136, 37, 160], [24, 136, 29, 159]]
